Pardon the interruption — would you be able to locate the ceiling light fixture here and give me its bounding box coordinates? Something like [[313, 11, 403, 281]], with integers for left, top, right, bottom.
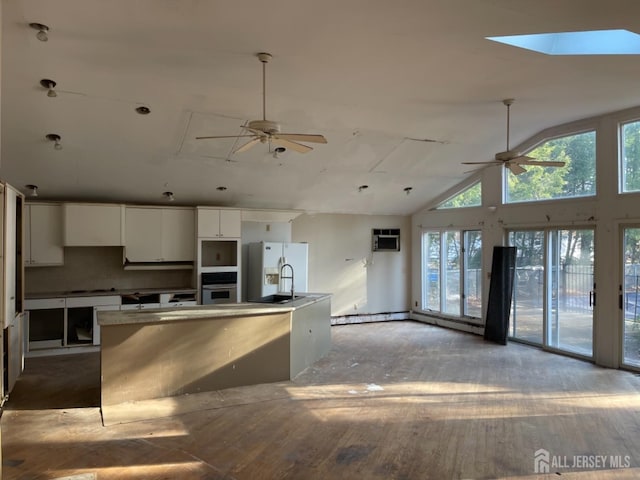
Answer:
[[40, 78, 57, 97], [135, 106, 151, 115], [358, 185, 369, 193], [45, 133, 62, 150], [25, 184, 38, 197], [273, 146, 286, 159], [163, 191, 175, 202], [404, 187, 413, 195], [29, 22, 49, 42], [216, 186, 228, 192]]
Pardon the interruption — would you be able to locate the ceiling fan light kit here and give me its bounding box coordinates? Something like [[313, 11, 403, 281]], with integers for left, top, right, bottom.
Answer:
[[196, 52, 327, 155]]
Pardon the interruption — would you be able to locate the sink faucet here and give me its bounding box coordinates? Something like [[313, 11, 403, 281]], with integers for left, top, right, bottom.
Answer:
[[280, 263, 295, 299]]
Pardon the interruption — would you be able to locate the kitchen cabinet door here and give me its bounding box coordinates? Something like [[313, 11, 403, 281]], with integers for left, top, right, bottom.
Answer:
[[161, 208, 194, 261], [197, 208, 221, 237], [197, 208, 241, 238], [219, 209, 241, 237], [25, 203, 64, 266], [125, 207, 163, 262], [64, 203, 124, 246]]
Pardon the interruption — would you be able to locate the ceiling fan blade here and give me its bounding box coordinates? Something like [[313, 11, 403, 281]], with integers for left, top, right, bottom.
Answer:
[[461, 161, 502, 165], [275, 133, 328, 144], [233, 137, 261, 154], [507, 162, 527, 175], [516, 160, 566, 167], [196, 134, 256, 140], [272, 137, 313, 154], [241, 126, 267, 136]]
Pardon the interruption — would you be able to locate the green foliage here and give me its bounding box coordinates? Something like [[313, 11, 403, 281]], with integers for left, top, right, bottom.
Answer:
[[438, 182, 482, 209], [622, 121, 640, 192], [507, 131, 595, 202]]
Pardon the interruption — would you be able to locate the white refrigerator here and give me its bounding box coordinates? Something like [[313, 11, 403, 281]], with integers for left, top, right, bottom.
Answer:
[[247, 242, 308, 300]]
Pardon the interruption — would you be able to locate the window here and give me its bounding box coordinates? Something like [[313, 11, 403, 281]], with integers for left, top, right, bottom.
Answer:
[[437, 182, 482, 209], [620, 119, 640, 193], [506, 131, 596, 203], [422, 229, 482, 319]]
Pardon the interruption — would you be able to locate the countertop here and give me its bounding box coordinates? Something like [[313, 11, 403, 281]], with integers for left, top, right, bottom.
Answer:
[[25, 287, 197, 300], [98, 293, 331, 326]]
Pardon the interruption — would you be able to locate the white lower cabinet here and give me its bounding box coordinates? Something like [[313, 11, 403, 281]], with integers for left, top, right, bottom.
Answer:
[[25, 296, 121, 355], [24, 298, 66, 352]]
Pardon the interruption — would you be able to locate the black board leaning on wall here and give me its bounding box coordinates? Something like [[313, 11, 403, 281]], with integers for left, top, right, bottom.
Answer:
[[484, 246, 517, 345]]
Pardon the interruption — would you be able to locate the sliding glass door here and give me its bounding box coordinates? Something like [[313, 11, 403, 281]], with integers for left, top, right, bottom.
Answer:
[[509, 228, 594, 357], [547, 229, 594, 356], [622, 227, 640, 368], [509, 231, 544, 344]]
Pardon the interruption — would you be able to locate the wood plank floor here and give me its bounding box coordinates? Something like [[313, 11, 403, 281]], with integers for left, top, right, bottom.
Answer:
[[2, 321, 640, 479]]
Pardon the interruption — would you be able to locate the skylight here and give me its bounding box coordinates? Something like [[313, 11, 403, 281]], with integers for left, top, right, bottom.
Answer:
[[486, 29, 640, 55]]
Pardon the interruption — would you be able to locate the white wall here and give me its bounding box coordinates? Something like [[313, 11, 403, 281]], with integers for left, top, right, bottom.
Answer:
[[412, 105, 640, 369], [292, 213, 411, 316]]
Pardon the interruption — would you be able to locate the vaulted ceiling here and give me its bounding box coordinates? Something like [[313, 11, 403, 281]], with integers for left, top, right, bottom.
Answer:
[[3, 1, 640, 215]]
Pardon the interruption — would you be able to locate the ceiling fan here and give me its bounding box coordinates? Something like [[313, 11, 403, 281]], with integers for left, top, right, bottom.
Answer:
[[196, 52, 327, 154], [462, 98, 565, 175]]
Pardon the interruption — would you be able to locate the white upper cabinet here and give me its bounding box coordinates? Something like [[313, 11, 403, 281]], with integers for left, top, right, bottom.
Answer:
[[161, 208, 195, 261], [125, 207, 194, 262], [197, 208, 241, 238], [125, 207, 163, 262], [25, 203, 64, 266], [64, 203, 124, 246]]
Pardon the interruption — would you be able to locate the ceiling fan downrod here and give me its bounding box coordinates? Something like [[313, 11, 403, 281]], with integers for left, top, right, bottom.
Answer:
[[258, 52, 272, 122], [503, 98, 514, 152]]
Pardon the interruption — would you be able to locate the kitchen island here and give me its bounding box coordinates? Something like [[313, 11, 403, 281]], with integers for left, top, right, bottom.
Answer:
[[98, 294, 331, 423]]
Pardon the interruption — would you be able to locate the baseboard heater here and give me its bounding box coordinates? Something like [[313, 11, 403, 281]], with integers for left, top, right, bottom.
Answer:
[[410, 310, 484, 335], [331, 311, 410, 325]]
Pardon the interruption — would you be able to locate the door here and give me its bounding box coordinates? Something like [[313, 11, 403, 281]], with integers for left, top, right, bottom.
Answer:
[[161, 208, 194, 261], [282, 243, 308, 293], [262, 242, 284, 297], [509, 228, 594, 357], [125, 207, 163, 261], [622, 226, 640, 368], [547, 229, 594, 357]]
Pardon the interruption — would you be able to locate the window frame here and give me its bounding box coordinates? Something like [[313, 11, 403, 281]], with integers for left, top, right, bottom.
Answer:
[[503, 128, 597, 205], [421, 228, 482, 320]]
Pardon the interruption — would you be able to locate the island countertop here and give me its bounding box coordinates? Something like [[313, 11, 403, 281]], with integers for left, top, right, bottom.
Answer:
[[97, 293, 331, 326], [99, 292, 333, 422]]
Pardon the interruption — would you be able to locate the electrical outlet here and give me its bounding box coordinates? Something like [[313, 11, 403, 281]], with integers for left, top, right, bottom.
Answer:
[[354, 303, 358, 310]]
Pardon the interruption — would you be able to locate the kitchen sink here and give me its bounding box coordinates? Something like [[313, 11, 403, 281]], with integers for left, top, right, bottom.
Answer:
[[250, 294, 305, 304]]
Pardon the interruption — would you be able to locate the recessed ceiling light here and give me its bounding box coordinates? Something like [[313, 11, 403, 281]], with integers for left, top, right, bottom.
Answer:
[[29, 22, 49, 42], [25, 184, 38, 197], [40, 78, 57, 97], [135, 106, 151, 115], [45, 133, 62, 150], [487, 29, 640, 55], [163, 191, 175, 202]]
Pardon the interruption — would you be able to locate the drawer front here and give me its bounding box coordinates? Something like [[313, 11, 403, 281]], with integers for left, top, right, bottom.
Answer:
[[25, 298, 65, 309]]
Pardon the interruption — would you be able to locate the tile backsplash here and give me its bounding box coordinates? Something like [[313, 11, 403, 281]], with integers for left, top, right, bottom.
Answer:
[[25, 247, 194, 294]]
